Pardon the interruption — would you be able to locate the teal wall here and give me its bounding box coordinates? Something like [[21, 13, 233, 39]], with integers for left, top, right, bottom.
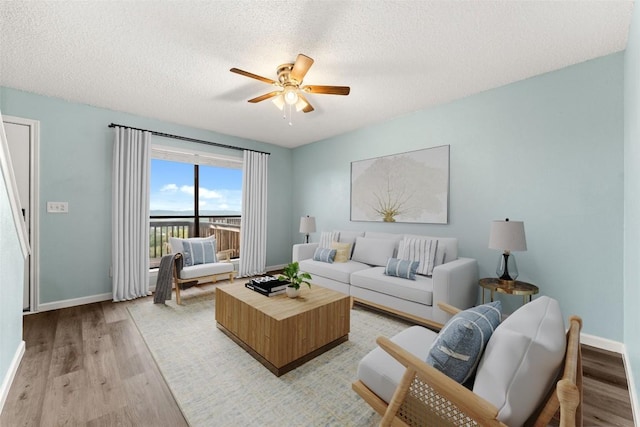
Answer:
[[0, 87, 293, 304], [0, 124, 25, 408], [624, 0, 640, 414], [293, 53, 625, 341]]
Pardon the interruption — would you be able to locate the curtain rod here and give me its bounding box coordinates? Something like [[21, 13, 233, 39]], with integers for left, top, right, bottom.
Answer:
[[108, 123, 270, 155]]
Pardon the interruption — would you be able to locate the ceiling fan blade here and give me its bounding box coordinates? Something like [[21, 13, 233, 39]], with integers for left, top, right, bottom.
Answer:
[[297, 93, 314, 113], [248, 91, 282, 103], [302, 85, 350, 95], [290, 54, 314, 83], [230, 68, 277, 85]]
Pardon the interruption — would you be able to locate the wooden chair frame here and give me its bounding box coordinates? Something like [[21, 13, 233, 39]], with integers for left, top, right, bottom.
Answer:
[[352, 303, 583, 427], [172, 250, 236, 305]]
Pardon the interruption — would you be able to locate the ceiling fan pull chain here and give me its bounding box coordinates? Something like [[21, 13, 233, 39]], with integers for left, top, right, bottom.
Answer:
[[288, 103, 293, 126]]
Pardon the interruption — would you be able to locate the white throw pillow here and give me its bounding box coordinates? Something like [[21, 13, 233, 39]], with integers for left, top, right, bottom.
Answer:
[[397, 237, 438, 276], [319, 231, 339, 249], [351, 237, 396, 267], [472, 296, 566, 426]]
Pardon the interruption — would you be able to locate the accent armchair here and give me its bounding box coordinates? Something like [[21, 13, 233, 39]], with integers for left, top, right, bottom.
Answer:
[[353, 297, 583, 426], [169, 236, 236, 304]]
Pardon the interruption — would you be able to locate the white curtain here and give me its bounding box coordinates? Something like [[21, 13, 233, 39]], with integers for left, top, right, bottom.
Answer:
[[112, 127, 151, 301], [238, 150, 268, 277]]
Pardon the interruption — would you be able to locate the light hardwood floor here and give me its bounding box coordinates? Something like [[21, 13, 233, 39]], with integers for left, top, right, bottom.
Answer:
[[1, 300, 188, 427], [1, 295, 636, 426]]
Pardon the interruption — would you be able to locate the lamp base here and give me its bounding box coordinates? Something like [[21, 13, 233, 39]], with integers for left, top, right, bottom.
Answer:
[[496, 252, 518, 282]]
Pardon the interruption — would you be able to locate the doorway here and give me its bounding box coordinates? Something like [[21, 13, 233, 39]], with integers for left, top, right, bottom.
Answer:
[[3, 115, 39, 312]]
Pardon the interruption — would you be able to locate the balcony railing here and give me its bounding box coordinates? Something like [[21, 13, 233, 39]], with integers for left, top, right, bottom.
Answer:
[[149, 216, 241, 269]]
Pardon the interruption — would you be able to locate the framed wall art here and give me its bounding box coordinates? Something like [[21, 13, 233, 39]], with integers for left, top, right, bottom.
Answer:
[[350, 145, 450, 224]]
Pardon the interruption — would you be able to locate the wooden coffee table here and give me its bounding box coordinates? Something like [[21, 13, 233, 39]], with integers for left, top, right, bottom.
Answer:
[[215, 283, 350, 376]]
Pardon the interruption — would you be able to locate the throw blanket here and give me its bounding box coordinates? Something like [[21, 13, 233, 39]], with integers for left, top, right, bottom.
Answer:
[[154, 253, 179, 304]]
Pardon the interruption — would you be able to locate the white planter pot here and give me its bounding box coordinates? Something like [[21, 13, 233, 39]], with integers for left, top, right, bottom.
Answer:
[[286, 286, 300, 298]]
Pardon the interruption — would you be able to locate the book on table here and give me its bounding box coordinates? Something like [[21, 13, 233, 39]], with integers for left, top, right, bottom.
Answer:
[[245, 275, 290, 296], [245, 283, 286, 297]]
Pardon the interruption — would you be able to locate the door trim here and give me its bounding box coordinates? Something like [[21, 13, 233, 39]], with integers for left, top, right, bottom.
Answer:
[[3, 115, 40, 313]]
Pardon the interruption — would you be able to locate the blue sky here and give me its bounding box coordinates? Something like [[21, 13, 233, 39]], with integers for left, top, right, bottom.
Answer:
[[150, 159, 242, 213]]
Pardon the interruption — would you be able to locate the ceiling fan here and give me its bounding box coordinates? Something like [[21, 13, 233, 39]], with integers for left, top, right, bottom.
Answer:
[[230, 53, 350, 114]]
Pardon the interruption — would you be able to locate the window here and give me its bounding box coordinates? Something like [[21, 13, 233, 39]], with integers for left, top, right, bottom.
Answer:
[[148, 146, 243, 269]]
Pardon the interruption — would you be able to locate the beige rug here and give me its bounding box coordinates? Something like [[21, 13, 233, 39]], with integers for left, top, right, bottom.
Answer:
[[128, 283, 411, 426]]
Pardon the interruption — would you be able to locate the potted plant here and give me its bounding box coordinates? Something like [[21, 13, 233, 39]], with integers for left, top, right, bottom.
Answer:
[[278, 261, 312, 298]]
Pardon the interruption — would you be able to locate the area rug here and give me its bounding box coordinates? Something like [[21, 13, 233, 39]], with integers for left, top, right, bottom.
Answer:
[[127, 284, 412, 426]]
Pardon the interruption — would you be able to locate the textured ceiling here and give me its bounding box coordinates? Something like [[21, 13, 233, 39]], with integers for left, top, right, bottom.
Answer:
[[0, 1, 634, 148]]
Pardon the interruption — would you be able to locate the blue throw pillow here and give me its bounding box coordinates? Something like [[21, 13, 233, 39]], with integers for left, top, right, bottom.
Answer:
[[181, 239, 217, 266], [384, 258, 419, 280], [426, 301, 502, 384], [313, 247, 336, 263]]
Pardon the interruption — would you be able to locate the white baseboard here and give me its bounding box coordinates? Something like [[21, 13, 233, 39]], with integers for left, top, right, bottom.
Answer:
[[623, 347, 639, 426], [577, 332, 637, 421], [0, 340, 25, 414], [581, 332, 625, 353], [36, 293, 112, 312]]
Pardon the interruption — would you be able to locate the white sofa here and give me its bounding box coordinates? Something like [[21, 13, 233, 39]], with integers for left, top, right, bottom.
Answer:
[[293, 231, 478, 326]]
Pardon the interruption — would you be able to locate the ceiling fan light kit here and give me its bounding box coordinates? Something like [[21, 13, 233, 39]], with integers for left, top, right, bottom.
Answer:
[[283, 86, 299, 105], [230, 53, 350, 125]]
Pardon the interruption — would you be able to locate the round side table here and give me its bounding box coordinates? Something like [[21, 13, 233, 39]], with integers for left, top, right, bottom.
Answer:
[[479, 278, 539, 306]]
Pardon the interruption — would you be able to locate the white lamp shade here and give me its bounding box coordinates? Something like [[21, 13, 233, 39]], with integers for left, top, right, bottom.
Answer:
[[272, 95, 285, 110], [489, 220, 527, 251], [299, 216, 316, 234]]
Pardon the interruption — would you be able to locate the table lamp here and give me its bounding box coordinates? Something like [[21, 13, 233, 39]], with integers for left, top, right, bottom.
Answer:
[[488, 218, 527, 282], [299, 215, 316, 243]]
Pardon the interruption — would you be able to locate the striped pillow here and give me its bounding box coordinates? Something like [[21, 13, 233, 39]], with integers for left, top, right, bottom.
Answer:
[[384, 258, 419, 280], [313, 247, 336, 263], [180, 238, 218, 266], [398, 237, 439, 276], [319, 231, 340, 249], [427, 301, 502, 384]]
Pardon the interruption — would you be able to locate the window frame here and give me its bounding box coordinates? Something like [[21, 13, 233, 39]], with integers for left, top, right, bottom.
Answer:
[[149, 144, 243, 268]]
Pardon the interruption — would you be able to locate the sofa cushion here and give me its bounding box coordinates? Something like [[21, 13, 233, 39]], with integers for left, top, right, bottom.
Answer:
[[426, 301, 502, 384], [403, 235, 458, 264], [336, 230, 365, 258], [384, 258, 419, 280], [319, 231, 339, 249], [170, 236, 217, 266], [364, 231, 403, 241], [398, 237, 438, 276], [179, 261, 234, 280], [337, 230, 365, 245], [299, 258, 370, 284], [351, 267, 433, 306], [473, 296, 566, 426], [351, 237, 396, 267], [364, 232, 404, 256], [357, 325, 438, 404], [313, 247, 336, 263], [331, 241, 352, 263]]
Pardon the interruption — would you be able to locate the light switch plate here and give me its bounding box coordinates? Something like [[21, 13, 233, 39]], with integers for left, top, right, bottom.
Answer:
[[47, 201, 69, 213]]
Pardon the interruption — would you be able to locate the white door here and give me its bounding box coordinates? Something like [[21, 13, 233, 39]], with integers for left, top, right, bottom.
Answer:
[[3, 117, 39, 312]]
